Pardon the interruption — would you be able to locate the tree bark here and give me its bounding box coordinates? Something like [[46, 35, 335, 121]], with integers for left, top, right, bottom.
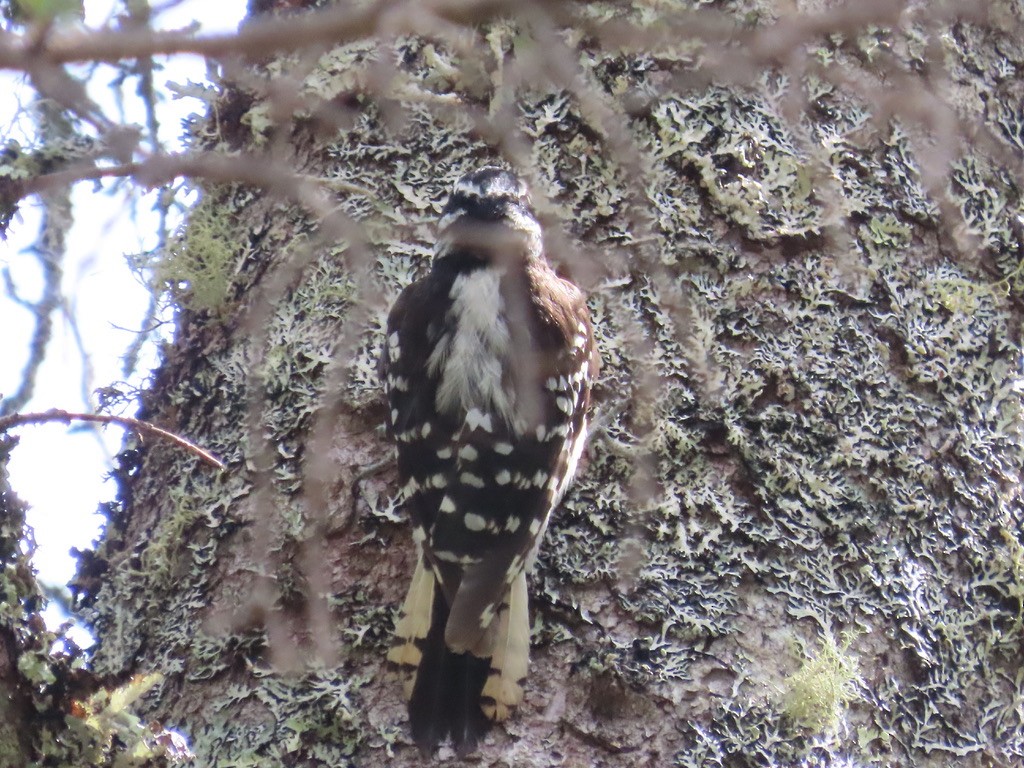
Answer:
[[71, 2, 1024, 766]]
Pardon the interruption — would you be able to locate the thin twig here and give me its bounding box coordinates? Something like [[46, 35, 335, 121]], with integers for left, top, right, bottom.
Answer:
[[0, 408, 225, 470]]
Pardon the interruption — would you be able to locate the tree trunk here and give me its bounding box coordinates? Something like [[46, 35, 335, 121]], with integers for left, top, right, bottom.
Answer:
[[74, 3, 1024, 766]]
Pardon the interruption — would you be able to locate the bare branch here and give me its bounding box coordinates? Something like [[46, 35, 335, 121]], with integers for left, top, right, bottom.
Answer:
[[9, 150, 359, 242], [0, 0, 561, 71], [0, 409, 225, 470]]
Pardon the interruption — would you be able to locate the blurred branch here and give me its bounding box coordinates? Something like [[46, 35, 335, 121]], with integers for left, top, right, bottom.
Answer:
[[10, 149, 360, 241], [0, 100, 72, 419], [0, 0, 559, 70], [0, 409, 226, 470], [0, 242, 60, 417], [119, 1, 170, 381]]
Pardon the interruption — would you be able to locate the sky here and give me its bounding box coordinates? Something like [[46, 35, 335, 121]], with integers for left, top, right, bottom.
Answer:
[[0, 0, 247, 642]]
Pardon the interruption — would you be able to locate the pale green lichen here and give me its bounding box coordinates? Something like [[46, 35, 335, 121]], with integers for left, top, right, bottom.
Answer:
[[190, 664, 366, 764], [999, 530, 1024, 629], [158, 192, 245, 312], [651, 86, 823, 240], [781, 633, 861, 734], [674, 699, 811, 768]]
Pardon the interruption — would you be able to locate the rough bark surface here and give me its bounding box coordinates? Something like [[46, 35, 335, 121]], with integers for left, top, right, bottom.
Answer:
[[76, 2, 1024, 766], [0, 439, 36, 767]]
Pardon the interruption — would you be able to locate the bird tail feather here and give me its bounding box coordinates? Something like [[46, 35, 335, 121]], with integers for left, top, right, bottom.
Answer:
[[388, 558, 492, 755], [387, 557, 436, 698], [479, 570, 530, 722]]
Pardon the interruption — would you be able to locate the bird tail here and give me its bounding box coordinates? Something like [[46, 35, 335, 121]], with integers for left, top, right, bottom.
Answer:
[[388, 561, 531, 754], [387, 558, 489, 755], [479, 570, 530, 722], [387, 557, 436, 699]]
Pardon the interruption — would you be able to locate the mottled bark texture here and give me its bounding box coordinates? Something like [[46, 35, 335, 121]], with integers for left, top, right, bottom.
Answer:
[[0, 438, 37, 766], [77, 2, 1024, 766]]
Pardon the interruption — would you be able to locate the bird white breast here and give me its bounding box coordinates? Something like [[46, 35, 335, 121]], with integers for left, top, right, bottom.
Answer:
[[428, 268, 518, 428]]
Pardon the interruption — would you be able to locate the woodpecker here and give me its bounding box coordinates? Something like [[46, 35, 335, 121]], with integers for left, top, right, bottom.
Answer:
[[381, 167, 598, 754]]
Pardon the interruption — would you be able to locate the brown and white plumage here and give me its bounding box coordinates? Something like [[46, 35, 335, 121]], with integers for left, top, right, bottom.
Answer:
[[381, 167, 598, 754]]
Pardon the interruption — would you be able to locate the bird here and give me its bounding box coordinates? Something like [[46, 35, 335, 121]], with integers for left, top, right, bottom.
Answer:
[[381, 166, 599, 755]]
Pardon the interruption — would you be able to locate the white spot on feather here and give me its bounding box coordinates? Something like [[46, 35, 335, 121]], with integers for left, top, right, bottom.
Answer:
[[436, 550, 480, 564], [466, 408, 494, 433], [464, 512, 487, 531]]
